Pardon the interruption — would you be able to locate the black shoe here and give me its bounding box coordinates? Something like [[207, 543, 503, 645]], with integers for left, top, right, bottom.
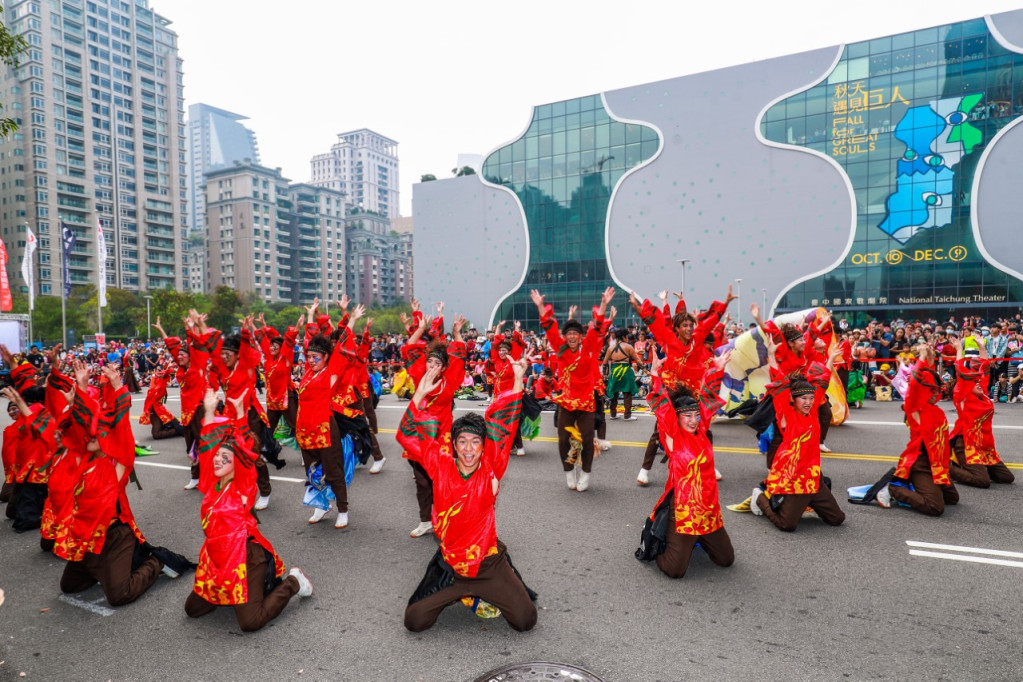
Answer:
[[271, 458, 287, 470], [149, 545, 196, 579]]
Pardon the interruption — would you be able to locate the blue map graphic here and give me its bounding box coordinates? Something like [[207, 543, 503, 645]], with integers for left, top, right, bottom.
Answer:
[[879, 93, 983, 244]]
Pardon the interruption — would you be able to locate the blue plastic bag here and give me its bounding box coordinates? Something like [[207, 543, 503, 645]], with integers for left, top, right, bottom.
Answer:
[[303, 462, 336, 510], [342, 434, 356, 486]]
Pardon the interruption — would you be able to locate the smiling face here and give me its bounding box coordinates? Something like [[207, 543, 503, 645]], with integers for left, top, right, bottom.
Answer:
[[269, 341, 282, 359], [674, 318, 695, 343], [220, 348, 239, 370], [177, 349, 190, 368], [213, 446, 235, 479], [306, 350, 326, 370], [564, 329, 582, 350], [793, 393, 815, 416], [789, 336, 806, 355], [454, 432, 484, 473], [677, 410, 701, 434]]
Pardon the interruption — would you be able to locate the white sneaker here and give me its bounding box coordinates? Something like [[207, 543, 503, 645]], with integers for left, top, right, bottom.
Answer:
[[335, 511, 349, 529], [308, 506, 329, 524], [289, 567, 313, 597], [369, 457, 385, 474], [876, 484, 893, 509], [624, 415, 638, 421], [715, 468, 723, 481], [750, 487, 764, 517], [254, 495, 270, 511], [566, 469, 578, 490], [515, 448, 526, 457], [595, 438, 611, 451], [410, 521, 433, 538], [576, 470, 591, 492], [637, 468, 650, 486], [183, 478, 199, 490], [819, 443, 832, 453]]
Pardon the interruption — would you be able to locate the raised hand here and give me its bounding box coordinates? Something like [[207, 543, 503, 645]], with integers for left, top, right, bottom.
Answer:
[[567, 305, 578, 321], [45, 343, 62, 367], [202, 388, 219, 417], [629, 292, 643, 315], [601, 287, 616, 305], [339, 294, 351, 313], [529, 289, 545, 309], [410, 298, 420, 313], [413, 365, 443, 404], [435, 301, 445, 316], [72, 358, 91, 388], [350, 304, 367, 323], [713, 349, 733, 372], [725, 283, 737, 305], [0, 344, 15, 367], [226, 388, 248, 418], [101, 363, 122, 390], [608, 305, 617, 321], [514, 320, 521, 333]]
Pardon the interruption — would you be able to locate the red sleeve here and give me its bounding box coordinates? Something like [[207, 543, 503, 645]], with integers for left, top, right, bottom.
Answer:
[[483, 388, 522, 480], [396, 401, 442, 476], [539, 305, 564, 350], [695, 300, 726, 345], [642, 300, 683, 358]]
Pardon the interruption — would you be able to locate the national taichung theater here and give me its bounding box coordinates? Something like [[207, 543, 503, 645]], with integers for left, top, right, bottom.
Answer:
[[414, 10, 1023, 328]]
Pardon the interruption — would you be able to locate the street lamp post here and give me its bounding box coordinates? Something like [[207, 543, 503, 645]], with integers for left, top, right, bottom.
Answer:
[[144, 295, 153, 341], [735, 278, 743, 327], [676, 258, 690, 298], [762, 288, 767, 317]]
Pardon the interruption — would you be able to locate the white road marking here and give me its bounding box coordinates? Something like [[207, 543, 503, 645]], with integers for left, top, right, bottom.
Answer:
[[58, 594, 115, 616], [907, 550, 1023, 569], [848, 419, 1023, 431], [906, 540, 1023, 559], [134, 460, 305, 483]]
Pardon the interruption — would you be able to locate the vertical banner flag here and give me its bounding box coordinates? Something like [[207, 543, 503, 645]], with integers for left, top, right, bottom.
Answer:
[[21, 227, 36, 311], [61, 222, 76, 299], [96, 218, 107, 307], [0, 236, 11, 311]]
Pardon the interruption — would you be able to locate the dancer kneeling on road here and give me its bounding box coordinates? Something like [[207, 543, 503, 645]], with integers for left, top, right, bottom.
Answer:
[[636, 350, 735, 578], [54, 363, 194, 606], [751, 337, 846, 531], [398, 358, 537, 633], [185, 389, 312, 631]]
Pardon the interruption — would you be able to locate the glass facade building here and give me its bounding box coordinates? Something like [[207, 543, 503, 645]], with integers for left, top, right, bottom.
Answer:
[[765, 17, 1023, 320], [482, 95, 658, 327], [413, 11, 1023, 330]]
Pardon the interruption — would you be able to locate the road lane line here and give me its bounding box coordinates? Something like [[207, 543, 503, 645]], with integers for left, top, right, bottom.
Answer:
[[58, 594, 115, 616], [133, 460, 305, 483], [907, 550, 1023, 569], [906, 541, 1023, 559]]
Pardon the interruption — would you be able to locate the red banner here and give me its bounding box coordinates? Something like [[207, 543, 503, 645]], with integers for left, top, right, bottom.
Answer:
[[0, 237, 11, 311]]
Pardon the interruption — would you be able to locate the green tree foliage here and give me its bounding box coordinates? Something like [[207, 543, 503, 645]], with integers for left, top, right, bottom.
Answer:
[[420, 174, 437, 182], [452, 166, 476, 177]]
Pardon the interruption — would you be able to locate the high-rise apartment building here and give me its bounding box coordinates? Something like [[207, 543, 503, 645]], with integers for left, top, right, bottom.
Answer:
[[186, 103, 259, 236], [0, 0, 185, 295], [203, 161, 347, 304], [344, 209, 411, 306], [310, 128, 399, 218]]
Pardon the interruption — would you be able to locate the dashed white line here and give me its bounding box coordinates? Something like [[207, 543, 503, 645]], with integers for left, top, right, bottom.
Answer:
[[134, 460, 305, 483], [58, 594, 116, 616], [906, 541, 1023, 569]]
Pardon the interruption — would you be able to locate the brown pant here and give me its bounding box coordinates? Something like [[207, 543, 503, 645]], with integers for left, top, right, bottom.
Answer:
[[642, 425, 661, 471], [245, 407, 272, 497], [355, 396, 383, 461], [185, 405, 206, 480], [609, 393, 633, 419], [149, 410, 183, 440], [410, 460, 433, 523], [301, 419, 348, 512], [950, 435, 1016, 488], [266, 391, 298, 436], [60, 523, 162, 606], [404, 542, 536, 633], [557, 408, 595, 473], [889, 447, 959, 516], [655, 526, 734, 579], [818, 399, 832, 443], [756, 485, 846, 532], [184, 541, 300, 632]]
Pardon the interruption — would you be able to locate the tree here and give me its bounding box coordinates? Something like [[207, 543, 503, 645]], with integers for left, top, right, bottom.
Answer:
[[452, 166, 476, 177], [420, 174, 437, 182], [208, 286, 243, 332], [0, 8, 27, 136]]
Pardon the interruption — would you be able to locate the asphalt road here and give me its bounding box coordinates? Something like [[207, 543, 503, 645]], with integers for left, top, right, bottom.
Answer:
[[1, 390, 1022, 681]]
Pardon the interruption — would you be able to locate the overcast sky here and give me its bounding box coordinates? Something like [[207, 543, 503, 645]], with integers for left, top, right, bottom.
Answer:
[[162, 0, 1023, 217]]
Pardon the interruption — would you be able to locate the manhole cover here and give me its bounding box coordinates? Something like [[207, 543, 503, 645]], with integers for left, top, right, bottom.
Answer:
[[472, 661, 603, 682]]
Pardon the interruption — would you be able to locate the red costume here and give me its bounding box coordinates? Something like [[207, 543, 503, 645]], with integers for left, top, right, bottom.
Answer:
[[539, 306, 603, 412], [895, 361, 951, 485], [764, 363, 830, 496], [397, 389, 522, 577], [139, 365, 176, 426], [640, 298, 725, 393], [192, 419, 284, 605], [165, 331, 210, 427]]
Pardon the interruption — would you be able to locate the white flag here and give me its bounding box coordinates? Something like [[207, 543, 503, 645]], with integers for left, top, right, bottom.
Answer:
[[21, 227, 36, 311], [96, 217, 107, 307]]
